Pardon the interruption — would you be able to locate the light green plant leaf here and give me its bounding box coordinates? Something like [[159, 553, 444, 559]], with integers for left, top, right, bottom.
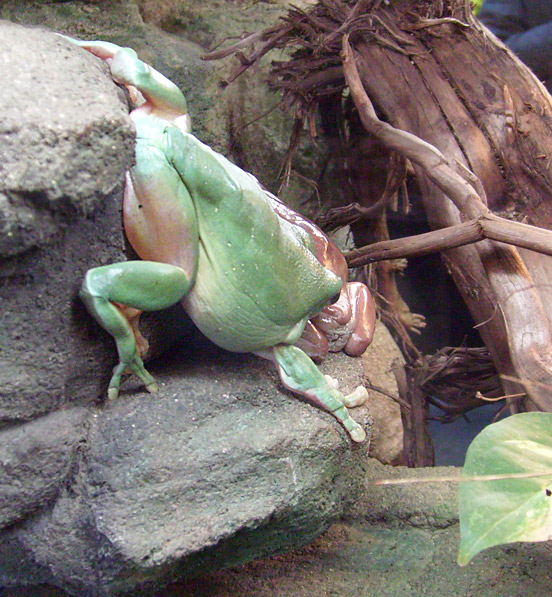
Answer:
[[458, 412, 552, 565]]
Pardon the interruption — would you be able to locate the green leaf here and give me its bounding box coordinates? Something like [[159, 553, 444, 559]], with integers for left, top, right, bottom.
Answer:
[[458, 412, 552, 565]]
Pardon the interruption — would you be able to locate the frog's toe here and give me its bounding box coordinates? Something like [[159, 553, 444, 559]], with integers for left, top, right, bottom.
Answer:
[[129, 358, 158, 395], [106, 356, 158, 399], [107, 386, 120, 401], [342, 385, 369, 408], [324, 374, 340, 389], [107, 362, 126, 400]]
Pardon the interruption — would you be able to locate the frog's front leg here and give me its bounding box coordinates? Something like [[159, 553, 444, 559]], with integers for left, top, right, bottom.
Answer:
[[63, 36, 190, 126], [80, 261, 192, 399], [269, 344, 367, 442]]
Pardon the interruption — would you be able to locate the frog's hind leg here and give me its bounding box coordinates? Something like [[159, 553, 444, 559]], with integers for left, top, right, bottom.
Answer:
[[112, 303, 149, 357], [269, 344, 367, 442], [80, 260, 191, 399]]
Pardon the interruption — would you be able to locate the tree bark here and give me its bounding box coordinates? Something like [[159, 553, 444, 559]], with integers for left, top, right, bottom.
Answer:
[[394, 361, 435, 467]]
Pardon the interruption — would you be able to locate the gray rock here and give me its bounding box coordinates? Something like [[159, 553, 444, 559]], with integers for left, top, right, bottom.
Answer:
[[0, 21, 135, 422], [167, 462, 552, 597], [0, 344, 371, 596], [361, 321, 404, 465], [0, 20, 135, 247], [0, 18, 373, 596], [0, 22, 195, 423], [0, 408, 88, 530]]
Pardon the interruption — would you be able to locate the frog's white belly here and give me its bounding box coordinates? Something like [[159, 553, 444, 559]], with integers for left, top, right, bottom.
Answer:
[[183, 281, 308, 352], [181, 245, 315, 352]]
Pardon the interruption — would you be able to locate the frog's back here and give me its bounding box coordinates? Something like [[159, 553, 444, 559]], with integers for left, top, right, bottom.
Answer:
[[172, 134, 341, 352]]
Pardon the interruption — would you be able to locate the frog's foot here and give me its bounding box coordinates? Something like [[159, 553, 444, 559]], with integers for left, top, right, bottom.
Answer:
[[108, 356, 159, 400], [311, 281, 376, 357], [64, 36, 189, 123], [80, 260, 192, 399], [324, 375, 369, 407], [271, 344, 367, 443]]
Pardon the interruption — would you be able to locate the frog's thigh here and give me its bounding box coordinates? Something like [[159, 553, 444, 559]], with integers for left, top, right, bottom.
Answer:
[[271, 344, 366, 443], [125, 152, 199, 271], [82, 260, 189, 309], [80, 260, 190, 365]]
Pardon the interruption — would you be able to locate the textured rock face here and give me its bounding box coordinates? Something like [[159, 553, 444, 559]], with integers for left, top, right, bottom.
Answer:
[[362, 322, 404, 465], [0, 20, 135, 421], [0, 22, 134, 256], [0, 19, 372, 596]]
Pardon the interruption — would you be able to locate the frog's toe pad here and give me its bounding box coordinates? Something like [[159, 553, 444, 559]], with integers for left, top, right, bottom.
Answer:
[[343, 385, 368, 408], [324, 374, 340, 390], [349, 424, 367, 443], [146, 380, 159, 394]]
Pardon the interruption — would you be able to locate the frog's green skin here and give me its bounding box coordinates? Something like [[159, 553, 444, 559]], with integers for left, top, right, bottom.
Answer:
[[69, 38, 375, 442]]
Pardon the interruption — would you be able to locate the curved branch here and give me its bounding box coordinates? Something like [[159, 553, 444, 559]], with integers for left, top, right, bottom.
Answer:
[[341, 34, 488, 220], [202, 24, 294, 84], [318, 152, 407, 230], [201, 28, 277, 61], [346, 213, 552, 266]]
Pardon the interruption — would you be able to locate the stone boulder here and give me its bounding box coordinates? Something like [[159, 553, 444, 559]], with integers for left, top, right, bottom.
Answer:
[[0, 21, 134, 422], [0, 20, 372, 596], [362, 321, 404, 465]]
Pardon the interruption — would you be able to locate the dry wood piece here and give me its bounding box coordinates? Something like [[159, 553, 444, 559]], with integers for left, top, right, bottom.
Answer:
[[393, 360, 434, 468], [420, 346, 503, 418]]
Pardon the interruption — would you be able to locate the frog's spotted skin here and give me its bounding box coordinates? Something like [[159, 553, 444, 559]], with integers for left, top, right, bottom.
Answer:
[[68, 37, 376, 442]]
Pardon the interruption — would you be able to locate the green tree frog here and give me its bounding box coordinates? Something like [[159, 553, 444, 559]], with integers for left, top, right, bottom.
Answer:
[[66, 38, 376, 442]]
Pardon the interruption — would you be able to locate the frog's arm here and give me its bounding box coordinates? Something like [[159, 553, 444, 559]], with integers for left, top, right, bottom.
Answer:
[[109, 49, 189, 120], [80, 261, 193, 399], [62, 36, 189, 124], [270, 344, 367, 442]]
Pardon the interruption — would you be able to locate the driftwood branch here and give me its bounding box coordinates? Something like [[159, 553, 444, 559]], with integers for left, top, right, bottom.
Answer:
[[345, 212, 552, 266], [394, 361, 434, 467], [206, 0, 552, 419], [202, 24, 294, 84], [318, 152, 407, 231], [201, 28, 278, 61]]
